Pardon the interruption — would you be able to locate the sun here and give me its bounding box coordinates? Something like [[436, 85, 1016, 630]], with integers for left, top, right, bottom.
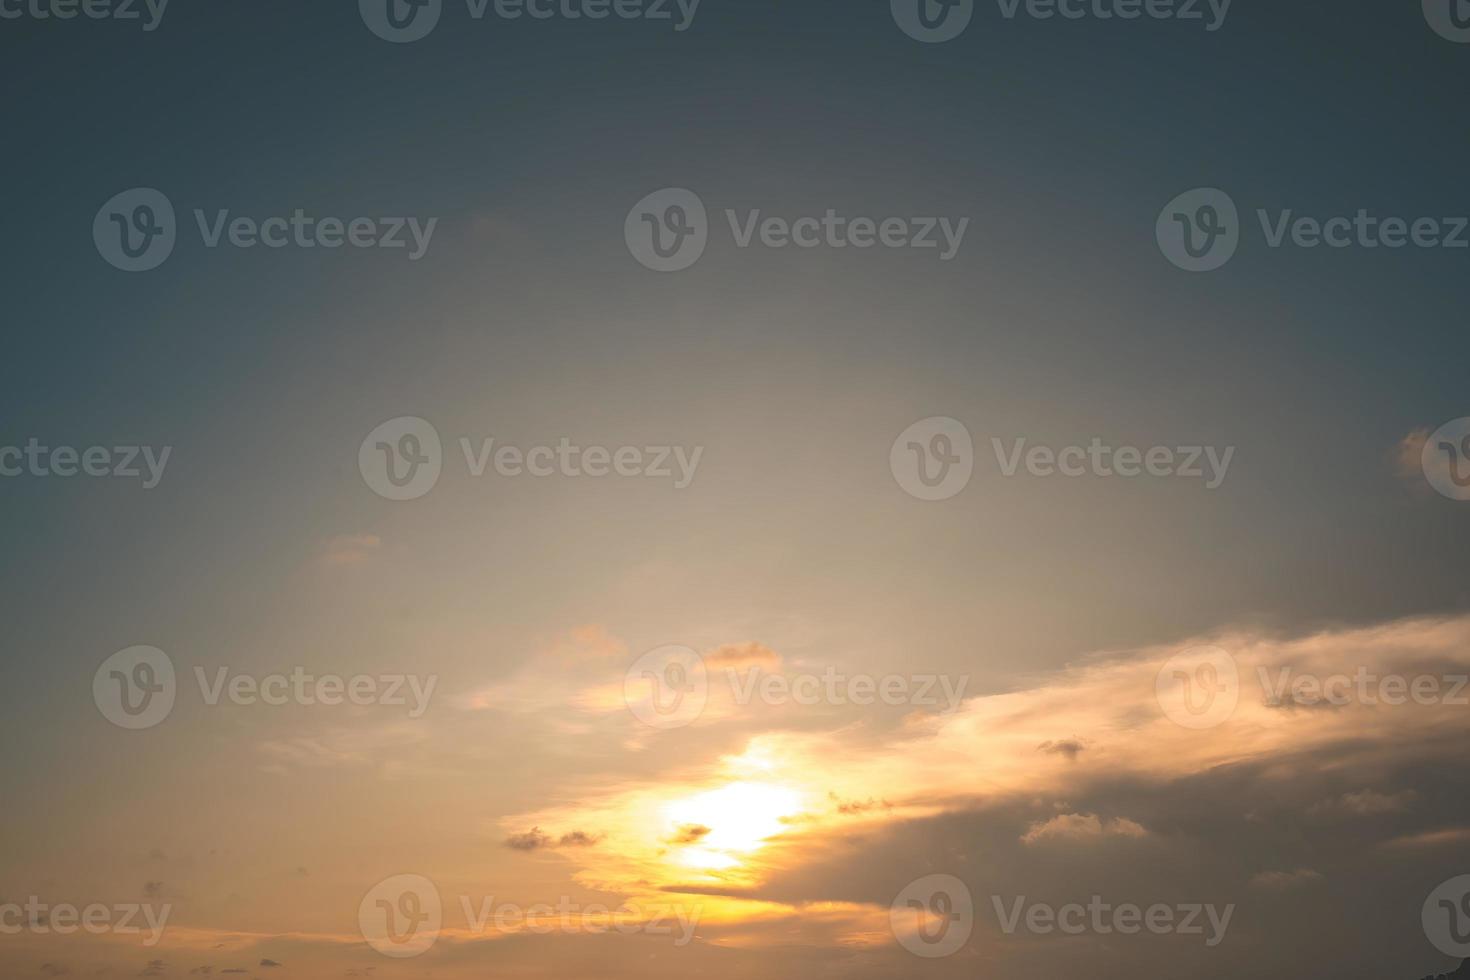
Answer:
[[662, 781, 804, 871]]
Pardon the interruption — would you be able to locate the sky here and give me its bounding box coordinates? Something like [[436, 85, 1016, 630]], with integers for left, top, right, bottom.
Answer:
[[2, 1, 1470, 978]]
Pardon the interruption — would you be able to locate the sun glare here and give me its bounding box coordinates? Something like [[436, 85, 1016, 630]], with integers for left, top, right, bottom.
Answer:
[[662, 781, 803, 871]]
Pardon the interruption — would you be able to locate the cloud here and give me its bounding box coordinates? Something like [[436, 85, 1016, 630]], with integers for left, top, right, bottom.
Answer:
[[1397, 426, 1470, 499], [504, 828, 552, 851], [501, 612, 1470, 969], [1020, 812, 1149, 845], [666, 824, 712, 844], [1037, 738, 1087, 760], [257, 721, 430, 773], [1313, 789, 1416, 817], [504, 827, 604, 851], [315, 533, 381, 568], [705, 643, 781, 669], [1381, 826, 1470, 849], [830, 793, 892, 815], [1395, 428, 1431, 484], [461, 627, 630, 714]]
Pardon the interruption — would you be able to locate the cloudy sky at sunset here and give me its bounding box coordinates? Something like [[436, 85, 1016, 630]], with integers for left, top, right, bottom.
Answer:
[[3, 2, 1469, 979]]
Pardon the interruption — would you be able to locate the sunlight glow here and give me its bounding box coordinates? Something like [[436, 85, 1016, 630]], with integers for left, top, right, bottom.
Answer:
[[662, 781, 803, 870]]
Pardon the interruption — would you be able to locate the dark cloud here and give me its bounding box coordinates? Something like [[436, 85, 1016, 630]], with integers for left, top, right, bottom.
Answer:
[[713, 739, 1470, 980], [666, 824, 712, 845], [830, 793, 893, 815], [505, 827, 603, 850], [505, 828, 552, 851], [1038, 738, 1087, 760]]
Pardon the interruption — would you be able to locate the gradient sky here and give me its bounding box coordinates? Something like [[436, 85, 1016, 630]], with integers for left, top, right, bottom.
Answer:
[[2, 1, 1469, 978]]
